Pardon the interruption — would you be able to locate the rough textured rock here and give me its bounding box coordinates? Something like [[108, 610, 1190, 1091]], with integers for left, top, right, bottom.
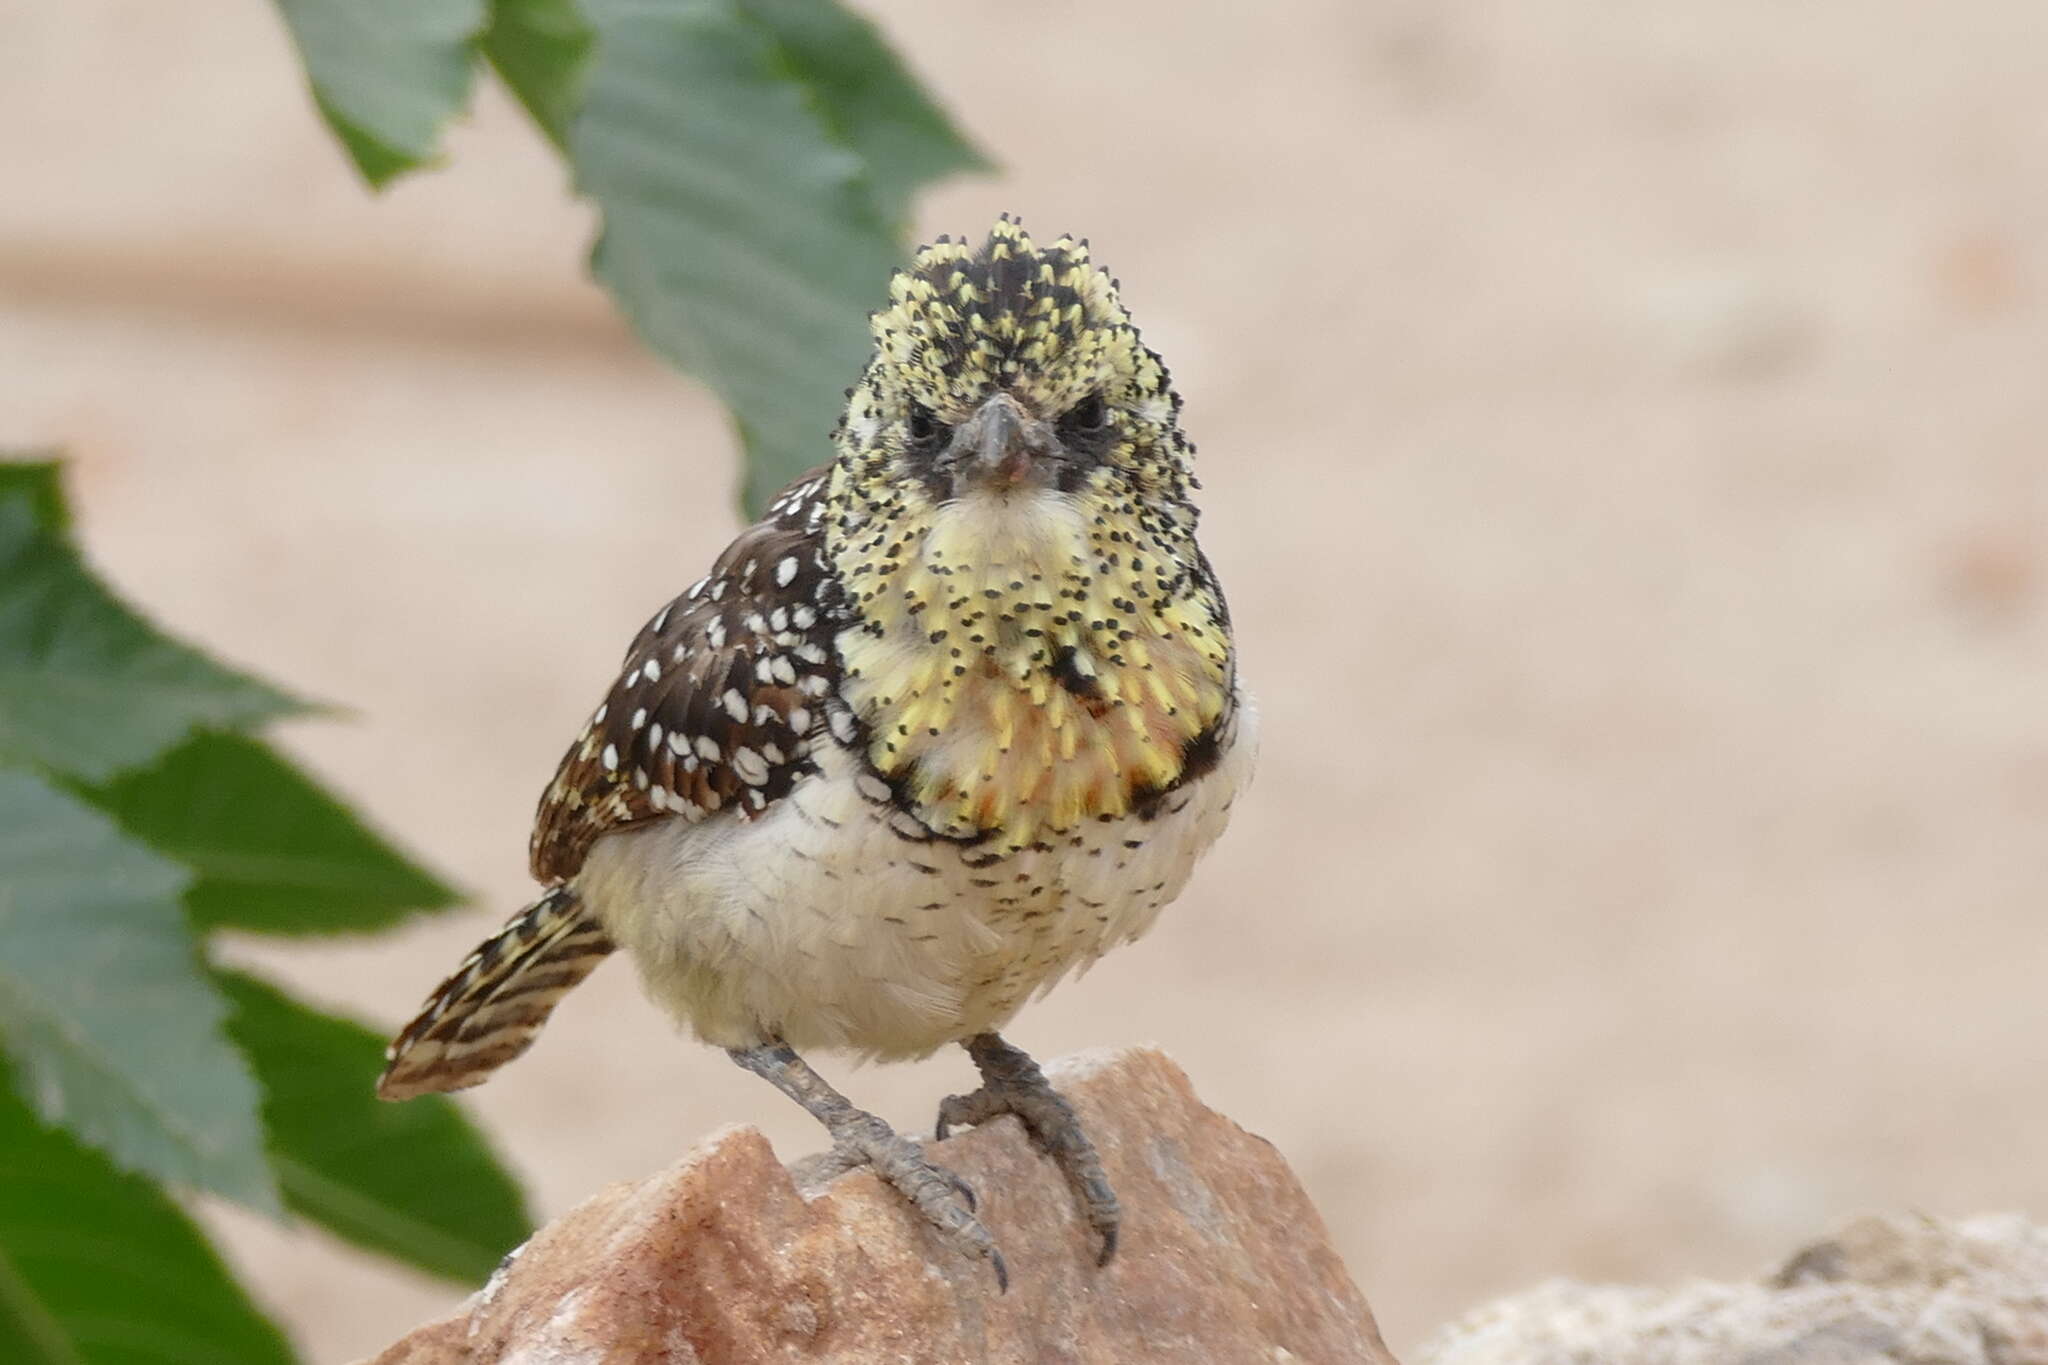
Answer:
[[1420, 1212, 2048, 1365], [363, 1047, 1394, 1364]]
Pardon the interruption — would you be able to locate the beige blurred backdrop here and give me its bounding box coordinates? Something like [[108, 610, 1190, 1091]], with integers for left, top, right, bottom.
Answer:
[[6, 2, 2047, 1359]]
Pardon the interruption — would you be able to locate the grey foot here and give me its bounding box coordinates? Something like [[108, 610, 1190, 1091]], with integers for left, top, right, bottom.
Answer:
[[731, 1041, 1006, 1291], [939, 1032, 1120, 1266]]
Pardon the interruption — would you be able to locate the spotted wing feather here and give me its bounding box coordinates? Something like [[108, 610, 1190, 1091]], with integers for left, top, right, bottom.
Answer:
[[529, 471, 844, 884]]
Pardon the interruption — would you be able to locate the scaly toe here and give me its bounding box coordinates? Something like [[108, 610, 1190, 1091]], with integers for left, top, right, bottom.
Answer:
[[831, 1114, 1004, 1285], [935, 1086, 1005, 1142], [938, 1074, 1121, 1266]]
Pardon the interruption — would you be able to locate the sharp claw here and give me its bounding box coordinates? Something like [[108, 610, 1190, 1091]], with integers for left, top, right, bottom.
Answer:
[[989, 1245, 1010, 1294], [949, 1171, 978, 1212], [947, 1037, 1124, 1284]]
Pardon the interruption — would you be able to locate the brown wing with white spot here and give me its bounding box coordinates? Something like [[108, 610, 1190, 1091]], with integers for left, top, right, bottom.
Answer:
[[529, 471, 844, 884]]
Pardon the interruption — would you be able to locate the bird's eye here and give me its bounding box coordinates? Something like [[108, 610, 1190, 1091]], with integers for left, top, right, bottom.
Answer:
[[906, 403, 942, 444], [1061, 392, 1110, 435]]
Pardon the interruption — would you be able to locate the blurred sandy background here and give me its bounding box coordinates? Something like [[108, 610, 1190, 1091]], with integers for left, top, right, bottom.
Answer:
[[5, 2, 2046, 1359]]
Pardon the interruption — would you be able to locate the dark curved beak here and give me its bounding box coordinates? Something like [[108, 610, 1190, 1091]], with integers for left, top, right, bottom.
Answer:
[[948, 392, 1058, 494]]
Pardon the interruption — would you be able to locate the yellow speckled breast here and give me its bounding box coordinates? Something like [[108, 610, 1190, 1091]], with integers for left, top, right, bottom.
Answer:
[[835, 489, 1230, 852]]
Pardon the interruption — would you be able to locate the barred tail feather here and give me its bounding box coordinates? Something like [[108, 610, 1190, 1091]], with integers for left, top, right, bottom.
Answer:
[[377, 887, 613, 1101]]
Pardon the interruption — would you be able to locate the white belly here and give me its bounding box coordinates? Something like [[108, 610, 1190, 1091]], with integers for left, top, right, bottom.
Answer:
[[574, 694, 1258, 1060]]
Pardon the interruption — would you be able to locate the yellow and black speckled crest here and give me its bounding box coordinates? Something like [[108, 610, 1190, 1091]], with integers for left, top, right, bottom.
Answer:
[[833, 216, 1198, 514]]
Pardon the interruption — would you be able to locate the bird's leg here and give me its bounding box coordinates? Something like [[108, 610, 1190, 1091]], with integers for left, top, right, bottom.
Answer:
[[937, 1032, 1119, 1266], [728, 1041, 1007, 1291]]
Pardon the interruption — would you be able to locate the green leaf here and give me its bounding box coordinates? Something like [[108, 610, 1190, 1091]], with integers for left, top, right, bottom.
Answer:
[[579, 0, 903, 513], [0, 772, 277, 1212], [735, 0, 987, 226], [579, 3, 898, 512], [219, 972, 532, 1285], [488, 0, 980, 513], [0, 475, 301, 784], [86, 732, 458, 937], [0, 461, 67, 535], [0, 1077, 296, 1365], [272, 0, 488, 188], [482, 0, 593, 148]]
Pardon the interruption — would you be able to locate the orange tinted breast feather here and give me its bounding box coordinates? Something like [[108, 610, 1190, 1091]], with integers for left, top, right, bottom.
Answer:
[[890, 632, 1222, 849]]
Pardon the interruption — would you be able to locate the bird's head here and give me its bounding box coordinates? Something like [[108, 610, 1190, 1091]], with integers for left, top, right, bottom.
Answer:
[[828, 217, 1197, 537]]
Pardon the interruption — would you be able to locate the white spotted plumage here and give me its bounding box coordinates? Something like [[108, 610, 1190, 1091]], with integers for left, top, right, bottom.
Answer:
[[380, 220, 1252, 1111]]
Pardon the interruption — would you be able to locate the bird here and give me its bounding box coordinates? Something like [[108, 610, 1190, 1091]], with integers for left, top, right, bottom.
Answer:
[[376, 217, 1257, 1289]]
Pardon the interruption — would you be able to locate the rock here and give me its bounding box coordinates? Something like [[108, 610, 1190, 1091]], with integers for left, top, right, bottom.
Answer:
[[1419, 1212, 2048, 1365], [363, 1047, 1396, 1364]]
